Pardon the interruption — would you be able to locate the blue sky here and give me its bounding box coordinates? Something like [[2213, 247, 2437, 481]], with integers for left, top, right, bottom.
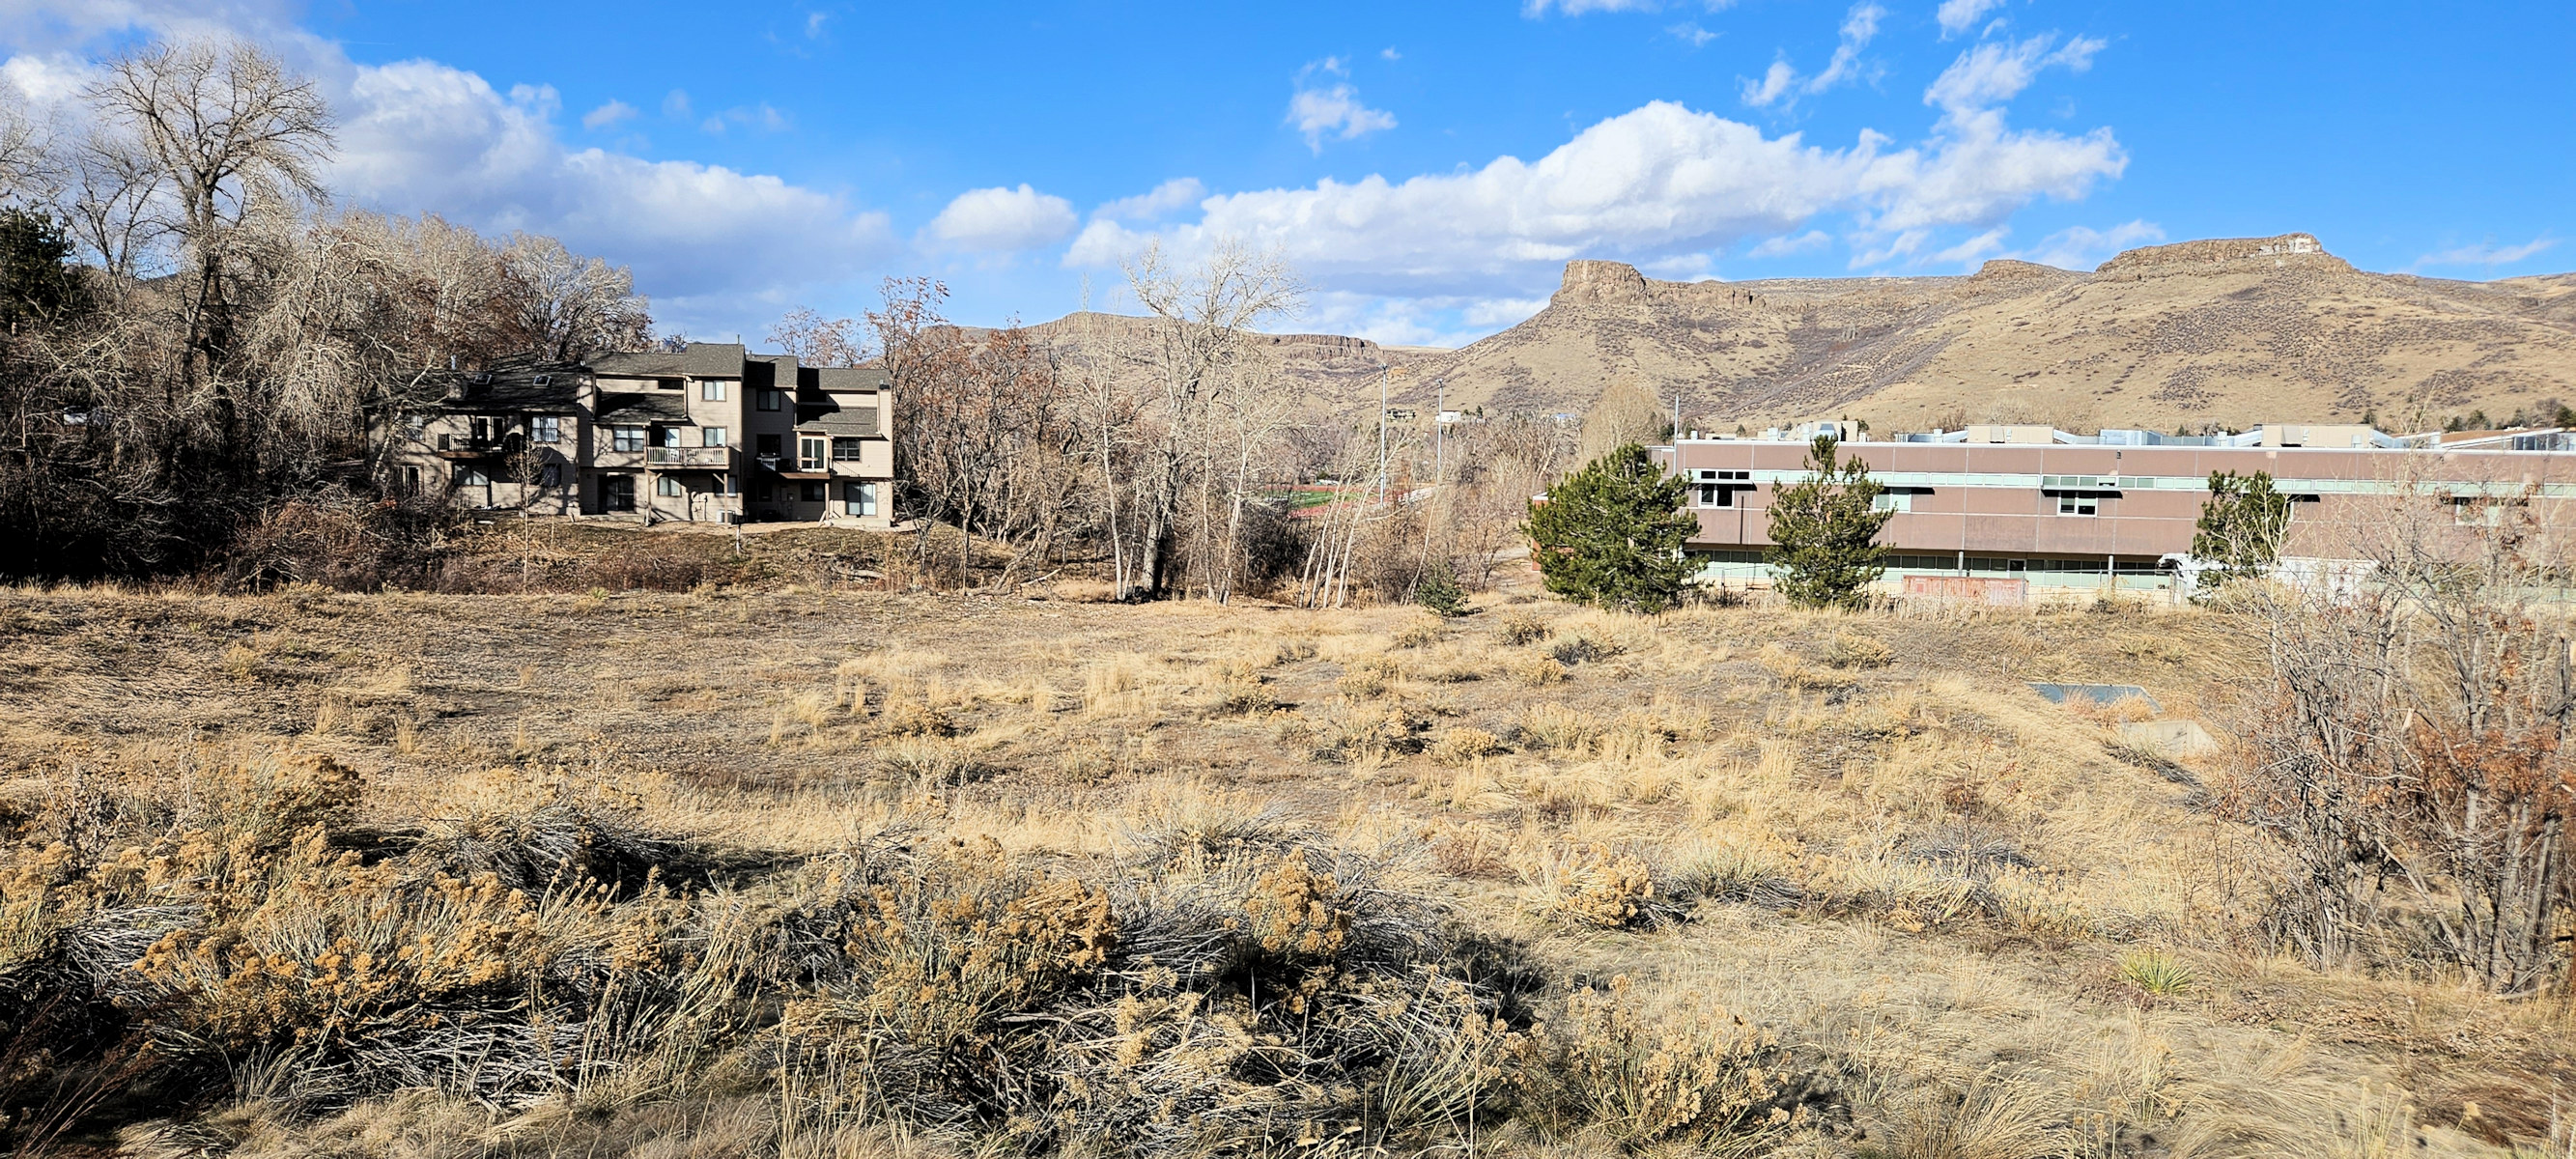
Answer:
[[5, 1, 2570, 347]]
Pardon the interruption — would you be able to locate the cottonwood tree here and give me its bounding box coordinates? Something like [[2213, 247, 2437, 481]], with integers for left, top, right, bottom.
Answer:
[[2229, 487, 2575, 996], [502, 234, 650, 361], [1766, 436, 1892, 609], [1118, 238, 1302, 599], [765, 306, 868, 366], [87, 38, 332, 381]]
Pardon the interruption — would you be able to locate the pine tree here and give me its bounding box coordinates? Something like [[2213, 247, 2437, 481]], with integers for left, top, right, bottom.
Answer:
[[1523, 443, 1697, 613], [2191, 470, 2291, 592], [1766, 436, 1894, 608]]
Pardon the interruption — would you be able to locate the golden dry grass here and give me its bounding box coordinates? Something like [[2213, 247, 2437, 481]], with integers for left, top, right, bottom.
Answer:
[[0, 581, 2564, 1157]]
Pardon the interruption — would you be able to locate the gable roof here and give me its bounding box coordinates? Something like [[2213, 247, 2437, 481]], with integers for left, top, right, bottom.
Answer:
[[595, 392, 693, 423], [421, 353, 586, 413], [587, 343, 748, 379]]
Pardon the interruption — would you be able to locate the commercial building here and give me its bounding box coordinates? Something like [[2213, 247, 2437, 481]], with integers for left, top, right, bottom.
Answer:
[[390, 343, 894, 527], [1651, 421, 2576, 596]]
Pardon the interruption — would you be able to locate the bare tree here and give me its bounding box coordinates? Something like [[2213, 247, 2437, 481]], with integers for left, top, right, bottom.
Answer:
[[502, 234, 650, 360], [765, 306, 869, 366], [2228, 484, 2576, 996], [87, 38, 333, 377], [1119, 238, 1301, 598]]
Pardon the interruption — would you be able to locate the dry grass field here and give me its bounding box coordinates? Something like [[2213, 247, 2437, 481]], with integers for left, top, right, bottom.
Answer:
[[4, 560, 2573, 1157]]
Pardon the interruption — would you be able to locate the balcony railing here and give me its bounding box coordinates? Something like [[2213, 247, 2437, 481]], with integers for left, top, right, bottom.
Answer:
[[436, 434, 511, 457], [647, 445, 733, 468]]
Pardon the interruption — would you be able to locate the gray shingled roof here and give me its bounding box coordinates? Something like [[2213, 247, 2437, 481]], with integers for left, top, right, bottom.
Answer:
[[587, 343, 748, 379], [595, 393, 693, 423], [798, 365, 890, 393], [422, 353, 586, 413]]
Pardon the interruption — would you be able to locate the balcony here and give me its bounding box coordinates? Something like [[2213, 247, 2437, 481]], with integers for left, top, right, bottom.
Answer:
[[435, 434, 512, 458], [647, 446, 734, 470]]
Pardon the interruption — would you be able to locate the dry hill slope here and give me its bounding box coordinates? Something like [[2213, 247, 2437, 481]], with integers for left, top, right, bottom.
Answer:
[[1042, 234, 2576, 434]]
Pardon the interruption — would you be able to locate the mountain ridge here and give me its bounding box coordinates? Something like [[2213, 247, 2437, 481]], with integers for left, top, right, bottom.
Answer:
[[1032, 233, 2576, 433]]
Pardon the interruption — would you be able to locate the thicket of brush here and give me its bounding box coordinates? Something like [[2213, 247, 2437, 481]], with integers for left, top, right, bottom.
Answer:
[[0, 751, 1829, 1156]]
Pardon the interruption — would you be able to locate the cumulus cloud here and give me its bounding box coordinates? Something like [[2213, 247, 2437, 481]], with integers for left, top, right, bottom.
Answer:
[[1925, 33, 2104, 115], [1937, 0, 2008, 39], [1094, 178, 1206, 222], [1070, 99, 2123, 295], [1931, 226, 2008, 266], [330, 61, 894, 297], [2415, 236, 2560, 270], [924, 184, 1079, 253], [1287, 58, 1396, 153], [1741, 3, 1883, 108], [1668, 22, 1719, 46], [580, 99, 637, 129]]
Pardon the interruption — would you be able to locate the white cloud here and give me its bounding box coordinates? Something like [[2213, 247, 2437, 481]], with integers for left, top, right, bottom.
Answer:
[[2416, 235, 2560, 270], [924, 184, 1080, 253], [1522, 0, 1659, 14], [1669, 22, 1719, 47], [1288, 59, 1397, 153], [698, 102, 789, 134], [1381, 46, 1401, 61], [1740, 60, 1798, 107], [1071, 99, 2123, 297], [1741, 3, 1883, 108], [1926, 33, 2105, 115], [331, 61, 895, 297], [580, 99, 637, 129], [2014, 219, 2162, 269], [1095, 178, 1207, 222], [1463, 297, 1551, 327], [1937, 0, 2008, 39], [804, 12, 829, 38], [1931, 226, 2008, 266], [1747, 230, 1832, 258], [661, 89, 692, 118]]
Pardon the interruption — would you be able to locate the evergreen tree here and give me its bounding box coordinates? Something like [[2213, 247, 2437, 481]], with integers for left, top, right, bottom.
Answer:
[[1413, 558, 1467, 617], [1523, 442, 1697, 613], [0, 209, 90, 333], [1766, 436, 1894, 608], [2192, 470, 2291, 592]]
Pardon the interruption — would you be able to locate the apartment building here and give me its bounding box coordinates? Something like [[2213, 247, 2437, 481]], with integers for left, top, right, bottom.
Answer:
[[1651, 421, 2576, 595], [391, 342, 894, 527]]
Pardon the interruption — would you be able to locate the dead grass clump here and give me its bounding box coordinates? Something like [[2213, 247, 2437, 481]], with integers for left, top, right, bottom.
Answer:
[[1427, 726, 1506, 767], [1391, 612, 1448, 649], [1307, 701, 1429, 763], [1825, 631, 1895, 669], [1541, 975, 1814, 1149], [1518, 702, 1599, 754], [1516, 843, 1668, 929], [1509, 654, 1570, 687], [1204, 678, 1278, 716], [877, 737, 987, 788], [1497, 609, 1549, 646], [1759, 646, 1850, 692]]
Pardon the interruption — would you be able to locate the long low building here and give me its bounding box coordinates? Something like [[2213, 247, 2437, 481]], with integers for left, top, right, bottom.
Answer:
[[1650, 422, 2576, 594]]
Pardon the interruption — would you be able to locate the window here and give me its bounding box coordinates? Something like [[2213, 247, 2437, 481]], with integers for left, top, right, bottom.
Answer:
[[405, 414, 425, 436], [832, 437, 862, 462], [701, 426, 728, 448], [662, 427, 685, 448], [402, 466, 421, 495], [529, 415, 561, 443], [2056, 496, 2098, 517], [658, 475, 684, 497], [1873, 493, 1912, 513], [457, 466, 490, 488], [844, 482, 879, 518], [799, 437, 826, 472], [701, 380, 729, 401], [611, 426, 645, 452], [756, 388, 783, 411], [1697, 484, 1716, 506], [470, 416, 491, 443], [602, 475, 635, 511], [658, 378, 682, 391], [756, 434, 781, 456], [800, 481, 826, 502]]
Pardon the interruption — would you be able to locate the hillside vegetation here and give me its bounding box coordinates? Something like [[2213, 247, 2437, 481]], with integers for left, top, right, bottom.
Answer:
[[4, 559, 2569, 1157], [1036, 236, 2576, 437]]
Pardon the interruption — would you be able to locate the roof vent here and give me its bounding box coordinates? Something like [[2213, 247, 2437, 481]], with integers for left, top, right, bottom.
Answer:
[[531, 374, 552, 387]]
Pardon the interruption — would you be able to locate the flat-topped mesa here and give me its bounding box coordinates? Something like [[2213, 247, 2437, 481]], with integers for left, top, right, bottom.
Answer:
[[1971, 258, 2077, 281], [2095, 233, 2353, 275], [1554, 260, 1652, 306]]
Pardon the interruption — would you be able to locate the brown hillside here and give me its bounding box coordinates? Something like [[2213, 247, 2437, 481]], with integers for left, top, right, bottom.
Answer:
[[1036, 234, 2576, 433]]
